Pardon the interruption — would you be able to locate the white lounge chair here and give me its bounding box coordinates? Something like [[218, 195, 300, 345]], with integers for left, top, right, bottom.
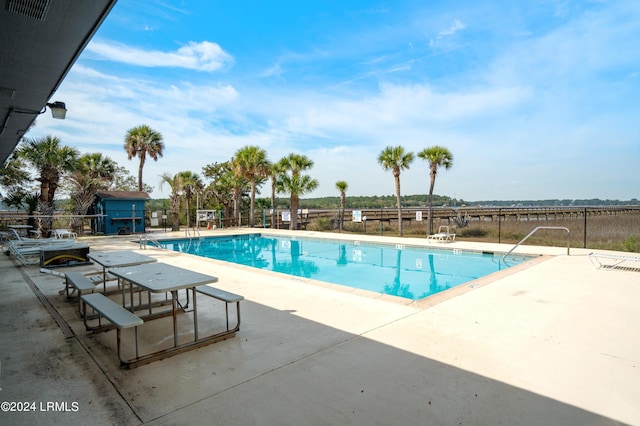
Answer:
[[427, 226, 456, 243], [8, 240, 81, 265], [589, 252, 640, 271], [7, 228, 60, 244], [6, 229, 84, 265], [52, 229, 77, 239]]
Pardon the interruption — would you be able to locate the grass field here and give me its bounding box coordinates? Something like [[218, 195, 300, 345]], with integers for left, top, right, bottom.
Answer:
[[332, 211, 640, 252]]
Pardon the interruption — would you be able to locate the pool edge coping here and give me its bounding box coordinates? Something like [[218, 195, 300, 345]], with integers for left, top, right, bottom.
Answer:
[[143, 231, 552, 309]]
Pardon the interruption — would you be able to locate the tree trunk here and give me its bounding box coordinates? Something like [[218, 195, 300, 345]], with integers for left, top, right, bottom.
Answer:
[[170, 195, 180, 231], [290, 196, 298, 230], [186, 198, 191, 228], [394, 174, 403, 236], [340, 194, 345, 230], [270, 179, 276, 229], [137, 157, 145, 192], [172, 212, 180, 231], [249, 180, 256, 227], [37, 200, 55, 237], [427, 170, 436, 235], [233, 186, 241, 226], [72, 190, 95, 234]]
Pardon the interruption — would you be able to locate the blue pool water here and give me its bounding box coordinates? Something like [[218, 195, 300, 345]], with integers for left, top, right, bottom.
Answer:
[[156, 234, 530, 301]]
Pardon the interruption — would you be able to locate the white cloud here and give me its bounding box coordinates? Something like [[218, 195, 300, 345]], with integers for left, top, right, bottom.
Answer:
[[279, 82, 531, 142], [69, 65, 238, 114], [430, 19, 466, 48], [439, 19, 466, 36], [260, 63, 282, 78], [86, 40, 233, 72]]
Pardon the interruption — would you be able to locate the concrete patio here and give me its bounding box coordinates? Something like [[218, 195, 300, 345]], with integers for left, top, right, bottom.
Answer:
[[1, 229, 638, 425]]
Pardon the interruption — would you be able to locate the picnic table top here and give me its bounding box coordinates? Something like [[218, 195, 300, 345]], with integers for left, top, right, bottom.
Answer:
[[109, 262, 218, 293], [87, 250, 157, 268]]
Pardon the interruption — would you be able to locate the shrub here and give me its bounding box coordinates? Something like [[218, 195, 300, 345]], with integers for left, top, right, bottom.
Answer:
[[622, 236, 640, 253], [458, 228, 487, 238], [307, 217, 333, 231]]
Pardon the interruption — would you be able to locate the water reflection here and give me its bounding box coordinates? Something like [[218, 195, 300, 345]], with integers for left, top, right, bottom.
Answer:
[[383, 249, 414, 299], [337, 244, 348, 266]]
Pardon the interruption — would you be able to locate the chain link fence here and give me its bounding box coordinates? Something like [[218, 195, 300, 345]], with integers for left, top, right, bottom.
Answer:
[[252, 206, 640, 253], [5, 205, 634, 252]]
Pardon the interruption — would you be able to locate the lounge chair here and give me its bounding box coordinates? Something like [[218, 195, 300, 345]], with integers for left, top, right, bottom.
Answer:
[[426, 226, 456, 243], [589, 252, 640, 272], [7, 228, 58, 244], [52, 229, 77, 239], [6, 229, 85, 266], [8, 240, 81, 265]]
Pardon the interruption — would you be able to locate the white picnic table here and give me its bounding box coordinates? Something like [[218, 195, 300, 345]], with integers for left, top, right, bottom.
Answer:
[[108, 263, 231, 368], [87, 250, 157, 289]]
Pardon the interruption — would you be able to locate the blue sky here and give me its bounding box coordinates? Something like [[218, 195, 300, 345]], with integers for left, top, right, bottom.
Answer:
[[31, 0, 640, 201]]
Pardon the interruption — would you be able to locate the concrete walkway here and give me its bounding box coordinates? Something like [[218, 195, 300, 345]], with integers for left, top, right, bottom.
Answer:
[[1, 230, 638, 425]]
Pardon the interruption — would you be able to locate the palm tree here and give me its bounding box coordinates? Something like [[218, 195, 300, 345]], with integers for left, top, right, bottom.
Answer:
[[228, 167, 248, 227], [232, 145, 270, 227], [268, 161, 286, 229], [68, 153, 116, 232], [277, 153, 318, 230], [378, 146, 414, 236], [16, 135, 79, 235], [417, 146, 454, 234], [160, 173, 182, 231], [124, 124, 164, 192], [177, 170, 204, 229], [335, 180, 348, 231]]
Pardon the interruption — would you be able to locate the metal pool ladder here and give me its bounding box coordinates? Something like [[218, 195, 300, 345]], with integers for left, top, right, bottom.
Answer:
[[502, 226, 570, 261], [185, 226, 201, 239], [139, 234, 162, 249]]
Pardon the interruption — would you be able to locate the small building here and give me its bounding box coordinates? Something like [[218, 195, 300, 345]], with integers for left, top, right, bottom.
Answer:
[[92, 191, 150, 235]]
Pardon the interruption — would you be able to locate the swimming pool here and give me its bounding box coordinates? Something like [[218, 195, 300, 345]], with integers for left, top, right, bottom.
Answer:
[[155, 234, 532, 301]]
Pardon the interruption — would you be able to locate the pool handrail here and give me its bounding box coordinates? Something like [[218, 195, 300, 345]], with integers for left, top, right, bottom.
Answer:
[[139, 234, 162, 250], [502, 226, 570, 261], [185, 226, 201, 239]]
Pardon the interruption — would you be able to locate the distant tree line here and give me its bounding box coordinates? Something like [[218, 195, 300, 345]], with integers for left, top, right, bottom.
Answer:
[[257, 194, 462, 209], [469, 199, 640, 207], [245, 196, 638, 210]]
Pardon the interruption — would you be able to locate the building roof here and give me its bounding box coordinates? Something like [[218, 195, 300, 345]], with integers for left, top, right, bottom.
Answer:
[[95, 190, 151, 200], [0, 0, 118, 165]]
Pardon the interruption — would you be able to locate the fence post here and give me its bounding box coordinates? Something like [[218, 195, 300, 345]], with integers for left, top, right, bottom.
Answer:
[[498, 208, 501, 243], [583, 207, 587, 248]]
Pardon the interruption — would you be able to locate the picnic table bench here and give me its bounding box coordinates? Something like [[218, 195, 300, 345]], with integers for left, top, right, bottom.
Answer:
[[65, 271, 96, 314], [81, 293, 143, 366], [195, 285, 244, 332]]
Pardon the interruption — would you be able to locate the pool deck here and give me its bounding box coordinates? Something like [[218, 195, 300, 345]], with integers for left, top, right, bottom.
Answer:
[[1, 229, 639, 425]]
